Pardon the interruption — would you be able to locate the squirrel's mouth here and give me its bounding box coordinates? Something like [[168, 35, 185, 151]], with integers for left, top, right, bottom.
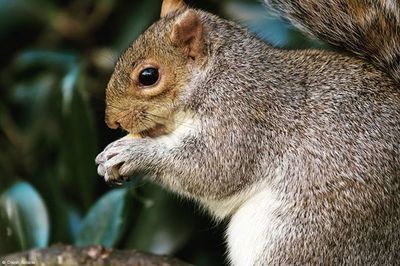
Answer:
[[130, 111, 196, 139], [137, 123, 167, 138]]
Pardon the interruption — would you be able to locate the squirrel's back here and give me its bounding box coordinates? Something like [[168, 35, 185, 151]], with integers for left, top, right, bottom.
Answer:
[[265, 0, 400, 84]]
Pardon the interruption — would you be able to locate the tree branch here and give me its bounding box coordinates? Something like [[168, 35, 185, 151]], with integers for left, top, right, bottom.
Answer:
[[0, 244, 192, 266]]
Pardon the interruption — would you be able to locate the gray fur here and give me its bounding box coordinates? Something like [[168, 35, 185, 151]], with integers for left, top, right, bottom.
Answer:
[[96, 3, 400, 265]]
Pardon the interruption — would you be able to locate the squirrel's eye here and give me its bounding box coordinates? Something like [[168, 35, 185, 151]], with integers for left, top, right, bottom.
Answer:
[[138, 67, 159, 86]]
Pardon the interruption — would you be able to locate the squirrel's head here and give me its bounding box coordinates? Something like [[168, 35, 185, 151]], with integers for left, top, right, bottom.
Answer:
[[105, 0, 206, 137]]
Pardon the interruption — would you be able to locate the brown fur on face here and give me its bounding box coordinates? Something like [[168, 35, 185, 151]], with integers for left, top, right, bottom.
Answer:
[[105, 9, 205, 136]]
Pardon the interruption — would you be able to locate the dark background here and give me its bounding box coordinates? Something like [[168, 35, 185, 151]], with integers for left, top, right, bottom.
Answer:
[[0, 0, 323, 265]]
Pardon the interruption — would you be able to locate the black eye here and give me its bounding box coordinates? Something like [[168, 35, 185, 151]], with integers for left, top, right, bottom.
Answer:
[[138, 67, 159, 86]]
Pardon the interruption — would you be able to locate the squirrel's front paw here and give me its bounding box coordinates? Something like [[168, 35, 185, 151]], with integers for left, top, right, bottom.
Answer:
[[96, 161, 127, 185], [95, 137, 142, 185]]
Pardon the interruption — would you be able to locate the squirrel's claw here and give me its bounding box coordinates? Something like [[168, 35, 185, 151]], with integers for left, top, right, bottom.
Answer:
[[96, 141, 136, 185], [96, 148, 123, 184], [102, 162, 123, 185], [95, 153, 105, 165], [97, 163, 106, 176], [95, 136, 145, 185]]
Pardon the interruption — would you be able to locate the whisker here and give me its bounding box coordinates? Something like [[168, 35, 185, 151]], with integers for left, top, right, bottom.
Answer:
[[108, 104, 127, 111]]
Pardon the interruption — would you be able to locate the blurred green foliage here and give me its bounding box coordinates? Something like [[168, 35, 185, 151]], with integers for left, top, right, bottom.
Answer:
[[0, 0, 320, 265]]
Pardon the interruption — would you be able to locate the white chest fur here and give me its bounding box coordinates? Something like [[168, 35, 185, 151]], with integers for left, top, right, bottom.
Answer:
[[226, 188, 287, 266]]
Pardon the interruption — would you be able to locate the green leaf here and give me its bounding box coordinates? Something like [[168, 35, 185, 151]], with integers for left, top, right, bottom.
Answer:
[[67, 205, 82, 240], [61, 66, 80, 113], [10, 49, 97, 209], [0, 205, 20, 255], [13, 50, 77, 71], [58, 74, 97, 208], [0, 182, 50, 251], [75, 188, 128, 247], [126, 185, 195, 255], [11, 73, 57, 133]]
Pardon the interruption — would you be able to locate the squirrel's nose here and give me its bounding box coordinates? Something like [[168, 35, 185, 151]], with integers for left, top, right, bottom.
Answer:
[[106, 118, 121, 129]]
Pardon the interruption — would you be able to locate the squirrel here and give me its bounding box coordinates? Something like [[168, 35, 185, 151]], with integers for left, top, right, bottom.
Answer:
[[96, 0, 400, 265]]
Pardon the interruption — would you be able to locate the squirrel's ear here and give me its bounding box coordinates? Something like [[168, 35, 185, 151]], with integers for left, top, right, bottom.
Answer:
[[171, 10, 203, 59], [161, 0, 186, 18]]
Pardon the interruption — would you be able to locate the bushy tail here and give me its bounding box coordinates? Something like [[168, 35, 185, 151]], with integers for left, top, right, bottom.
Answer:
[[265, 0, 400, 84]]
